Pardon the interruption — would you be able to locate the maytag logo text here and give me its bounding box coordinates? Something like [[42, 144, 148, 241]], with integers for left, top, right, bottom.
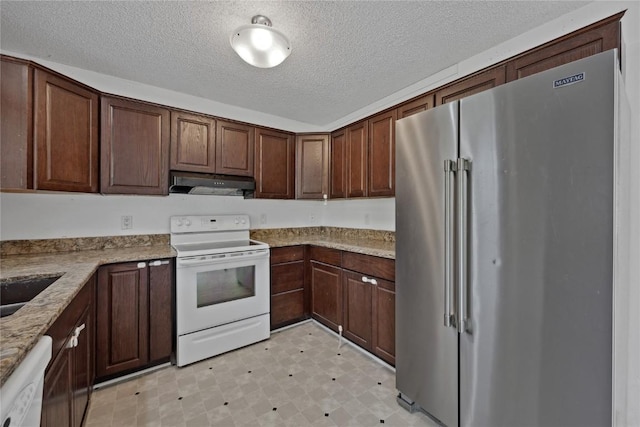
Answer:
[[553, 72, 585, 88]]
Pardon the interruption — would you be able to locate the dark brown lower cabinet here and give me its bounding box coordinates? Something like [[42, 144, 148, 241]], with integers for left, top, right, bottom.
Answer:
[[96, 259, 173, 380], [42, 275, 95, 427], [372, 277, 395, 365], [343, 270, 396, 366], [343, 270, 373, 348], [310, 261, 343, 332], [270, 246, 307, 329]]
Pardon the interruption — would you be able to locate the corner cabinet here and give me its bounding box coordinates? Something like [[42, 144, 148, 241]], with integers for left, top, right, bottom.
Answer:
[[96, 259, 173, 380], [100, 97, 170, 195], [255, 128, 295, 199], [296, 134, 329, 200], [42, 274, 95, 427]]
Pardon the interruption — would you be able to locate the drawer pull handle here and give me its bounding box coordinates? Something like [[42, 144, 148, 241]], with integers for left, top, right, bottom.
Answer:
[[361, 276, 378, 285]]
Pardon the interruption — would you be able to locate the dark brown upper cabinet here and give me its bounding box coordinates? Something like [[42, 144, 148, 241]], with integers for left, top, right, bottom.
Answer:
[[396, 93, 435, 119], [1, 56, 33, 189], [295, 134, 329, 200], [506, 13, 622, 81], [34, 69, 99, 192], [330, 128, 346, 199], [101, 97, 170, 195], [368, 110, 395, 197], [346, 121, 368, 198], [170, 111, 216, 173], [255, 128, 295, 199], [436, 66, 506, 105], [215, 120, 254, 177]]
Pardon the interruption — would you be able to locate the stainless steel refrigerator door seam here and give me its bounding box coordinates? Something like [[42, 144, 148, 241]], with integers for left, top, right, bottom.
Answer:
[[457, 157, 471, 334], [444, 159, 457, 328]]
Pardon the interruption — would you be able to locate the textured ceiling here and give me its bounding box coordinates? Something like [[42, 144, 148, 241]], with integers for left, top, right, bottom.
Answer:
[[0, 1, 589, 127]]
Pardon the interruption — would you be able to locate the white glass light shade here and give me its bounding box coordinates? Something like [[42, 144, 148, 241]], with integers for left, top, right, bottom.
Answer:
[[230, 24, 291, 68]]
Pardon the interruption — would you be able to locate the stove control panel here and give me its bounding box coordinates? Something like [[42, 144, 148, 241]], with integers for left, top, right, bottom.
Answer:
[[170, 215, 250, 233]]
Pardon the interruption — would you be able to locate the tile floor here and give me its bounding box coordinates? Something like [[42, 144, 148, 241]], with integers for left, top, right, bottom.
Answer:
[[84, 321, 438, 426]]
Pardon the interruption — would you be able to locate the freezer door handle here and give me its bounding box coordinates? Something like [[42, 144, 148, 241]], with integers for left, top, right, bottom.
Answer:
[[444, 160, 457, 328], [457, 158, 471, 334]]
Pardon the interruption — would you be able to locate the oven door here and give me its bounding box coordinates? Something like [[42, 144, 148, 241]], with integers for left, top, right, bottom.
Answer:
[[176, 249, 269, 335]]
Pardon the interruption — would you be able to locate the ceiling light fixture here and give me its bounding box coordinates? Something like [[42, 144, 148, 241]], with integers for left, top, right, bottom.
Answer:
[[230, 15, 291, 68]]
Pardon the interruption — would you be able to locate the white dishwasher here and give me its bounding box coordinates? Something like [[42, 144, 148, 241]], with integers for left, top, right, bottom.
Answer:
[[1, 335, 52, 427]]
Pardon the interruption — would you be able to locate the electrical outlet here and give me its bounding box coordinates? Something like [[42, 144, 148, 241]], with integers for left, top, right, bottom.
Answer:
[[260, 214, 267, 225], [121, 215, 133, 230]]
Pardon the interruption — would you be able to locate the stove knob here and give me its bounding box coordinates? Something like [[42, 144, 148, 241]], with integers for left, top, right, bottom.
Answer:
[[241, 219, 246, 224], [176, 219, 183, 226], [185, 219, 192, 226], [234, 219, 239, 225]]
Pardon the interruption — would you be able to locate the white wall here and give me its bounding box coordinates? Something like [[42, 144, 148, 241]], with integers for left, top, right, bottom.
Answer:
[[0, 193, 326, 240]]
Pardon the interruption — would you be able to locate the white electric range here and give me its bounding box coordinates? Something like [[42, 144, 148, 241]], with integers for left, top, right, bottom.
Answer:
[[170, 214, 270, 367]]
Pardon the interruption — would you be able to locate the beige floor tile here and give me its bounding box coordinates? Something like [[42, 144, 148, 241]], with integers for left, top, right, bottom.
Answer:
[[85, 322, 439, 427]]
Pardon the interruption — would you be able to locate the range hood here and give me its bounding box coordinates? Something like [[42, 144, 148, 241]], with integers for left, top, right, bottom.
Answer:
[[169, 172, 255, 198]]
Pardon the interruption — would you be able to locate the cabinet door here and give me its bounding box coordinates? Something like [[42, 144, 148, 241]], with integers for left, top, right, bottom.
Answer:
[[396, 93, 435, 119], [72, 306, 92, 427], [101, 97, 170, 195], [506, 13, 621, 82], [1, 57, 32, 189], [330, 129, 346, 199], [368, 111, 396, 197], [216, 120, 254, 177], [170, 111, 216, 173], [295, 134, 329, 199], [34, 69, 99, 192], [255, 128, 295, 199], [310, 261, 342, 332], [96, 262, 149, 378], [42, 345, 72, 427], [436, 66, 506, 105], [149, 260, 173, 362], [346, 122, 368, 198], [372, 278, 395, 366], [342, 270, 373, 350]]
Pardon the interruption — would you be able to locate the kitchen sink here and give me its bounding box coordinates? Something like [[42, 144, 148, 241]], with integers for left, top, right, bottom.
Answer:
[[0, 275, 62, 318]]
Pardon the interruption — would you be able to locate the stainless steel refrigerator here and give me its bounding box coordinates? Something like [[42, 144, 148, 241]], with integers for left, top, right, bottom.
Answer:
[[396, 50, 621, 427]]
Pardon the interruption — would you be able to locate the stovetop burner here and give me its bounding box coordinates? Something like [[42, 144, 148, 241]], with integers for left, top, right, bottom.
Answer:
[[170, 214, 269, 257]]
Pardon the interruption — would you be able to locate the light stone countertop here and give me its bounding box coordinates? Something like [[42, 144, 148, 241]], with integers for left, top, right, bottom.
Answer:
[[0, 244, 176, 386], [0, 227, 394, 386], [258, 235, 395, 259], [250, 227, 396, 260]]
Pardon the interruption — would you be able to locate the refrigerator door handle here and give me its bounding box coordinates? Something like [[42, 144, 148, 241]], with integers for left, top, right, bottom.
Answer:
[[457, 157, 471, 334], [444, 160, 457, 328]]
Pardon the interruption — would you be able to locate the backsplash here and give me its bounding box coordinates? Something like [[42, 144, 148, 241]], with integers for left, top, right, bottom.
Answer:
[[0, 234, 170, 256], [250, 226, 394, 242]]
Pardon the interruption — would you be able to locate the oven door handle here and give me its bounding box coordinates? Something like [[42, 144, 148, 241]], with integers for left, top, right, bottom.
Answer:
[[177, 250, 269, 267]]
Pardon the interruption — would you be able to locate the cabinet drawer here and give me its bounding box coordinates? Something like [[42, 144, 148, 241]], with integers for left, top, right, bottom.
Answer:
[[270, 246, 304, 264], [342, 252, 395, 282], [309, 246, 342, 266], [271, 290, 305, 328], [271, 262, 304, 294]]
